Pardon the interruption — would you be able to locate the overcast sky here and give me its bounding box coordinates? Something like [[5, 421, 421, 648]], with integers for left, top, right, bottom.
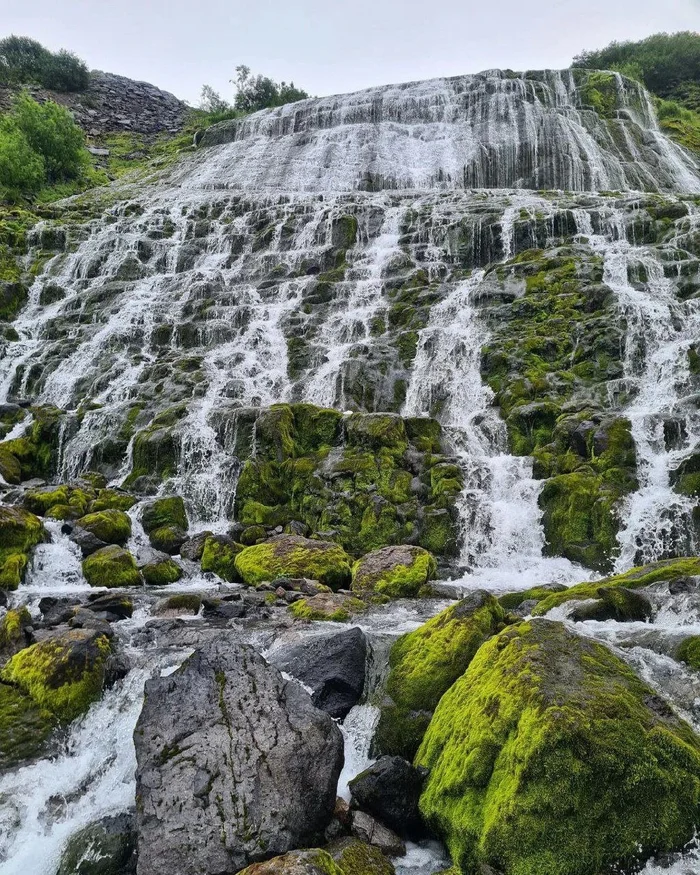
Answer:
[[3, 0, 699, 105]]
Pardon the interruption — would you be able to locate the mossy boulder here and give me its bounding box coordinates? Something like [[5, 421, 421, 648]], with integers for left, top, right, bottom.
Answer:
[[0, 446, 21, 484], [237, 849, 344, 875], [1, 628, 112, 722], [141, 496, 188, 533], [374, 591, 506, 760], [416, 620, 700, 875], [532, 557, 700, 616], [148, 525, 187, 555], [569, 586, 652, 622], [24, 484, 93, 519], [75, 509, 132, 546], [235, 535, 353, 589], [88, 488, 137, 513], [289, 592, 366, 623], [141, 557, 182, 586], [82, 545, 141, 588], [0, 606, 32, 664], [676, 636, 700, 670], [0, 504, 45, 590], [327, 837, 395, 875], [352, 545, 437, 599], [153, 593, 202, 616], [0, 681, 57, 770], [200, 534, 242, 582]]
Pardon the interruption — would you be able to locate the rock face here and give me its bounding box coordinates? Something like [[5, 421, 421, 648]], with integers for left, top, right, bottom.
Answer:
[[416, 620, 700, 875], [351, 545, 437, 599], [268, 627, 367, 719], [349, 756, 428, 837], [134, 640, 344, 875], [374, 591, 505, 759]]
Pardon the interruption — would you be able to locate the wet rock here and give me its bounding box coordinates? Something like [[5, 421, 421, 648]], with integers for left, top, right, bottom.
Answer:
[[141, 557, 183, 586], [236, 849, 343, 875], [0, 505, 45, 590], [75, 509, 132, 546], [268, 627, 367, 719], [0, 681, 57, 771], [201, 534, 242, 581], [349, 756, 428, 836], [85, 592, 134, 620], [201, 598, 247, 621], [0, 606, 32, 664], [569, 586, 653, 622], [82, 545, 141, 588], [289, 592, 366, 623], [70, 525, 108, 558], [235, 535, 353, 590], [57, 812, 137, 875], [349, 811, 405, 857], [134, 640, 344, 875], [180, 531, 213, 561]]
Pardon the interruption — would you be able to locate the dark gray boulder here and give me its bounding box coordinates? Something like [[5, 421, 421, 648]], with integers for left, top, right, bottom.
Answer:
[[349, 756, 428, 837], [267, 627, 367, 719], [133, 640, 344, 875], [57, 812, 136, 874]]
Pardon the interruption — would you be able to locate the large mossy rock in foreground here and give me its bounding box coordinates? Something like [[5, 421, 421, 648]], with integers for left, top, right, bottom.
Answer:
[[82, 545, 141, 588], [374, 591, 505, 760], [351, 545, 437, 599], [235, 535, 353, 589], [0, 505, 45, 590], [416, 620, 700, 875], [134, 641, 344, 875]]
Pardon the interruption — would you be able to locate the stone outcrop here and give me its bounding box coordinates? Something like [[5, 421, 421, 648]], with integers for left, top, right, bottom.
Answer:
[[0, 71, 187, 134], [134, 640, 344, 875]]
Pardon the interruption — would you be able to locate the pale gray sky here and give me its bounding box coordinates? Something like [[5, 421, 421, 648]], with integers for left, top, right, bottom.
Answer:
[[3, 0, 699, 105]]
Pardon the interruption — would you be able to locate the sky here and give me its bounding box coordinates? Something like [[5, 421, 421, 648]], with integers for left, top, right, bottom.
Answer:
[[2, 0, 699, 105]]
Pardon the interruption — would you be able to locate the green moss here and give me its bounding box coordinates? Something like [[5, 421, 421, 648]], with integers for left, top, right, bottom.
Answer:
[[201, 536, 242, 582], [533, 557, 700, 615], [82, 545, 141, 588], [235, 535, 353, 589], [0, 606, 31, 652], [141, 558, 182, 586], [237, 849, 345, 875], [2, 405, 64, 480], [580, 71, 620, 118], [416, 620, 700, 875], [288, 594, 366, 622], [0, 505, 44, 590], [148, 524, 186, 554], [327, 838, 395, 875], [0, 682, 57, 770], [1, 631, 112, 722], [158, 593, 202, 613], [352, 546, 438, 599], [676, 636, 700, 670], [0, 447, 21, 484], [141, 496, 187, 532], [76, 509, 131, 545], [374, 593, 506, 760], [88, 489, 137, 512]]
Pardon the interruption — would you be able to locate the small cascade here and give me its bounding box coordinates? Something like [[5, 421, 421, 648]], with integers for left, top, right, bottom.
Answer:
[[303, 204, 402, 409], [574, 208, 700, 567]]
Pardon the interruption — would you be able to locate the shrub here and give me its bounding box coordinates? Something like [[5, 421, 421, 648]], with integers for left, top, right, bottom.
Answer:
[[39, 49, 89, 92], [232, 64, 309, 113], [3, 93, 87, 181], [0, 126, 45, 198], [0, 35, 89, 92]]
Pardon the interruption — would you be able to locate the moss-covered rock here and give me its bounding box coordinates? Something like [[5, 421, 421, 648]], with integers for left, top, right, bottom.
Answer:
[[327, 837, 395, 875], [24, 483, 95, 520], [676, 636, 700, 670], [82, 545, 141, 588], [352, 545, 437, 599], [0, 681, 57, 770], [88, 488, 137, 513], [141, 496, 188, 533], [416, 620, 700, 875], [75, 509, 132, 546], [235, 535, 353, 589], [141, 557, 182, 586], [569, 586, 652, 623], [532, 557, 700, 616], [1, 629, 112, 722], [2, 405, 65, 480], [200, 534, 242, 582], [289, 592, 366, 622], [237, 849, 344, 875], [147, 525, 187, 555], [374, 592, 506, 760], [0, 446, 21, 484], [0, 606, 31, 663], [153, 593, 202, 615], [0, 504, 45, 590]]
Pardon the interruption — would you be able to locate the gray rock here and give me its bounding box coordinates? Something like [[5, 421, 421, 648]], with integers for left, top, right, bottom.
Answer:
[[349, 810, 406, 857], [134, 640, 344, 875], [349, 756, 428, 836], [268, 627, 367, 719], [57, 812, 136, 874]]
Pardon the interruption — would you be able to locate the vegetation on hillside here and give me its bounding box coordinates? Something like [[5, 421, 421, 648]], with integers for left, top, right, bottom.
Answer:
[[572, 32, 700, 154], [198, 64, 310, 120], [0, 35, 89, 92]]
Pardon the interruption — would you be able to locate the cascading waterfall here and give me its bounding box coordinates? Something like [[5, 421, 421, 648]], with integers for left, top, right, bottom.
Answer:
[[3, 66, 700, 875]]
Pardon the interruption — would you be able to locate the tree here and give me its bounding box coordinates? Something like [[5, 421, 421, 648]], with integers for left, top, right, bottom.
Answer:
[[39, 49, 90, 92], [0, 126, 45, 198], [232, 64, 309, 113], [0, 35, 90, 92], [2, 93, 87, 181], [200, 85, 231, 114]]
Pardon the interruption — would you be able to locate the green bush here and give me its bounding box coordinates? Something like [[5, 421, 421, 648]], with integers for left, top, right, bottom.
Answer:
[[0, 126, 45, 198], [0, 35, 89, 92], [2, 93, 87, 183], [232, 64, 309, 113]]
